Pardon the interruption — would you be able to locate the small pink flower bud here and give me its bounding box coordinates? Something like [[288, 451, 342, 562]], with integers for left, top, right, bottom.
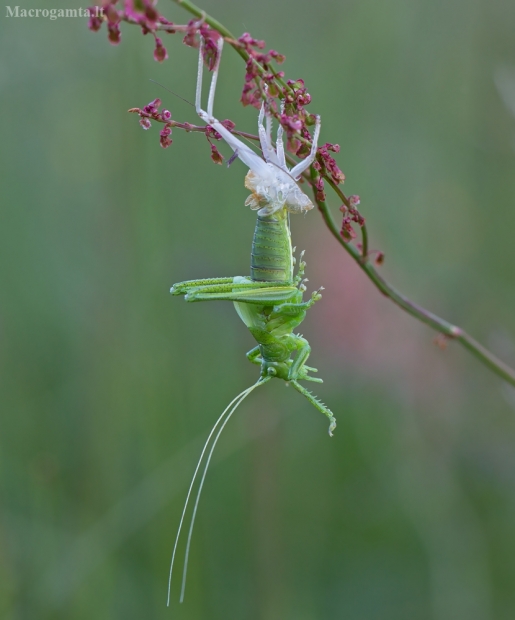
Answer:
[[182, 20, 198, 48], [153, 38, 168, 62], [104, 4, 118, 23], [139, 117, 151, 130], [88, 7, 103, 32], [161, 109, 171, 121], [315, 177, 326, 201], [107, 23, 121, 45], [205, 125, 222, 140], [270, 50, 286, 64], [221, 119, 236, 131], [210, 144, 223, 165], [340, 217, 356, 242], [144, 2, 158, 23], [238, 32, 265, 50], [143, 98, 161, 115]]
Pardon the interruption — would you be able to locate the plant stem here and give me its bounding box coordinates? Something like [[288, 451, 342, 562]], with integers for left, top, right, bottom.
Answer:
[[171, 0, 515, 388], [309, 169, 515, 387]]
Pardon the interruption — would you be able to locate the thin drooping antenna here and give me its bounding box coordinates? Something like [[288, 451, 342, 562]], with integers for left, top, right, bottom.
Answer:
[[179, 377, 270, 603], [167, 384, 254, 606], [148, 79, 194, 107], [167, 377, 269, 605]]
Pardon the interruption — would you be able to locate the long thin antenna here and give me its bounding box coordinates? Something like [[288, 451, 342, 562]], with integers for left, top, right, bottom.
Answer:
[[166, 384, 257, 606], [179, 377, 270, 603], [148, 79, 194, 107]]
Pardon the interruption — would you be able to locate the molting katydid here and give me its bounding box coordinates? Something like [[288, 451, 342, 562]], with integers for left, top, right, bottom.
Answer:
[[168, 37, 336, 604]]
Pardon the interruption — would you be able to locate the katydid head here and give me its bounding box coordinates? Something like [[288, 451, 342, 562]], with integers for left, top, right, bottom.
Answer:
[[196, 36, 321, 217]]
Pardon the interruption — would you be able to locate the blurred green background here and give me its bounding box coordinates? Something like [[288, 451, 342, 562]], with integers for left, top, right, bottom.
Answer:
[[2, 0, 515, 618]]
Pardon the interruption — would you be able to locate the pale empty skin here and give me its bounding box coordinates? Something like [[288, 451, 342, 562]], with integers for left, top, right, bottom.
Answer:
[[168, 37, 336, 604]]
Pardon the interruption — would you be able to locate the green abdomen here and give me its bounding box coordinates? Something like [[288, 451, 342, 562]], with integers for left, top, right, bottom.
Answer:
[[251, 213, 292, 283]]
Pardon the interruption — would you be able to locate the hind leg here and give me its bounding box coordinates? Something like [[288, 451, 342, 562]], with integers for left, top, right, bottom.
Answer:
[[286, 335, 322, 383]]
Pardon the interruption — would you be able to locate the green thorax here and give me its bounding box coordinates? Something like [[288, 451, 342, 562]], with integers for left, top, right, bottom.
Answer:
[[250, 210, 293, 283]]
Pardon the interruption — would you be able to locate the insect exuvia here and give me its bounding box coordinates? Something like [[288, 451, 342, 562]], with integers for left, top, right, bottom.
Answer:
[[167, 37, 336, 604]]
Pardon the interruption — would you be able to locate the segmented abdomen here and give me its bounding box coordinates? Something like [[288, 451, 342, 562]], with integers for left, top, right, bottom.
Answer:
[[250, 214, 292, 283]]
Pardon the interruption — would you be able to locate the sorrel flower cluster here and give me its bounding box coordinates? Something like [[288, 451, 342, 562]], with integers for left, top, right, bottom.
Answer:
[[128, 98, 237, 163], [88, 2, 225, 67], [236, 32, 285, 107], [339, 195, 364, 242], [87, 0, 176, 60], [183, 21, 222, 70], [129, 98, 173, 148], [89, 1, 363, 245]]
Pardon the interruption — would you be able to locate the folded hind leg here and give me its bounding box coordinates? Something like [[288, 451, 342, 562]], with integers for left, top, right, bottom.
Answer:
[[288, 336, 322, 383]]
